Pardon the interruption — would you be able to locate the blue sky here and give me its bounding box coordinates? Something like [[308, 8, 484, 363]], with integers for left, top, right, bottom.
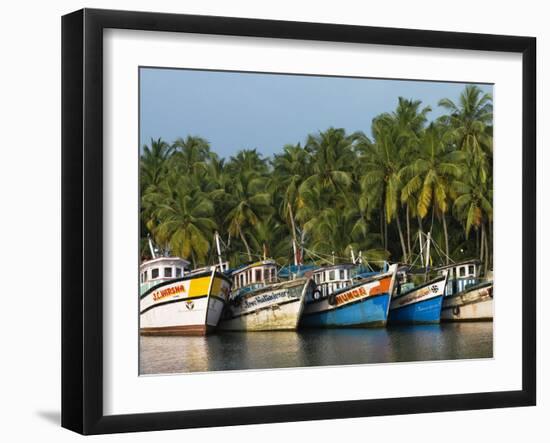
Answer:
[[139, 68, 492, 159]]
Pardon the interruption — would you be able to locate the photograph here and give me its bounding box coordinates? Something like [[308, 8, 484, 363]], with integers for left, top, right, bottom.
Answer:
[[138, 67, 494, 375]]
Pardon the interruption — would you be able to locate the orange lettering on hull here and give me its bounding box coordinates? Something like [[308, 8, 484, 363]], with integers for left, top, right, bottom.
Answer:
[[334, 276, 392, 306], [152, 284, 185, 302]]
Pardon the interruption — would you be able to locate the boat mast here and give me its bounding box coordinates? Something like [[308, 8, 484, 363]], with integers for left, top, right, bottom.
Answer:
[[287, 202, 301, 266], [214, 231, 224, 271], [424, 231, 432, 282], [419, 231, 424, 267], [425, 231, 431, 268], [148, 235, 157, 259]]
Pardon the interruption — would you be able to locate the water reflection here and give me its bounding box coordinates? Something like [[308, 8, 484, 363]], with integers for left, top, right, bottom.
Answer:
[[140, 322, 493, 375]]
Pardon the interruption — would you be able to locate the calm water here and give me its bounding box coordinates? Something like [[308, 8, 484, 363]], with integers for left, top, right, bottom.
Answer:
[[140, 322, 493, 375]]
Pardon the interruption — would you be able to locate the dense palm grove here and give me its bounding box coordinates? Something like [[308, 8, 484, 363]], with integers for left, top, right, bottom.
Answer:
[[140, 85, 493, 275]]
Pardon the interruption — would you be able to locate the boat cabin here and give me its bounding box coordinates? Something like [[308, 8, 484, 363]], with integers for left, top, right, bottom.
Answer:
[[312, 264, 355, 298], [437, 260, 480, 296], [139, 257, 191, 293], [231, 260, 278, 291]]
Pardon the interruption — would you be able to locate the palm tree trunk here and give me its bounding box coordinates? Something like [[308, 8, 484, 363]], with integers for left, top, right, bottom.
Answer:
[[480, 223, 485, 263], [484, 222, 490, 277], [239, 226, 252, 262], [381, 205, 389, 250], [395, 210, 408, 263], [380, 206, 386, 249], [406, 204, 412, 260], [488, 221, 493, 271], [384, 218, 388, 251], [442, 213, 450, 265], [417, 215, 424, 238]]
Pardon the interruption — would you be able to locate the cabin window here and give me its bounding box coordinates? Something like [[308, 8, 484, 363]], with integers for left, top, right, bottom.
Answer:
[[329, 270, 335, 281], [468, 265, 475, 275], [175, 268, 182, 277], [340, 269, 345, 280], [459, 267, 466, 277], [320, 272, 325, 283], [164, 267, 172, 278], [264, 269, 270, 282], [151, 268, 159, 279], [271, 268, 276, 281], [240, 273, 245, 287], [255, 269, 262, 282], [140, 273, 144, 283]]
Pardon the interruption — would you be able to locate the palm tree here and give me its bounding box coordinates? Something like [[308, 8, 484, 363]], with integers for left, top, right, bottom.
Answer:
[[145, 177, 217, 267], [140, 138, 173, 194], [172, 135, 212, 177], [271, 143, 311, 218], [224, 167, 272, 262], [438, 85, 493, 179], [400, 123, 464, 263], [358, 118, 408, 261], [248, 215, 292, 264], [299, 128, 355, 197], [453, 157, 493, 273], [225, 149, 269, 178], [302, 203, 388, 264], [389, 97, 432, 259], [439, 85, 493, 271]]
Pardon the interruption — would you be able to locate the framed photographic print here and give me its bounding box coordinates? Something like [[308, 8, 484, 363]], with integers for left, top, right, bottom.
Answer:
[[61, 8, 536, 435]]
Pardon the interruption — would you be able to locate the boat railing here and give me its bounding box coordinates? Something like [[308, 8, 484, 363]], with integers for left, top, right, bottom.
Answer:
[[231, 276, 284, 298], [445, 276, 492, 296], [314, 279, 355, 298]]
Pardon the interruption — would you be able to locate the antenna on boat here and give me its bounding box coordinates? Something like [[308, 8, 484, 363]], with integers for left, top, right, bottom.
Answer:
[[148, 235, 157, 259]]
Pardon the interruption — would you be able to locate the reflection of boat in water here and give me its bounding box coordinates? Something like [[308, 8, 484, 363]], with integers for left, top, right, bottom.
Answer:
[[438, 261, 493, 321], [300, 264, 398, 328], [139, 256, 231, 336], [218, 260, 315, 331]]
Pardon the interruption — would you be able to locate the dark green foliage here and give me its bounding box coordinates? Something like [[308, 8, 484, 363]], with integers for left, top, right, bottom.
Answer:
[[140, 86, 493, 273]]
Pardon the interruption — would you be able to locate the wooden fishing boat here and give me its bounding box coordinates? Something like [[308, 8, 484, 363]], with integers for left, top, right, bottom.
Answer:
[[438, 260, 493, 321], [139, 257, 231, 336], [218, 260, 315, 331], [300, 263, 398, 328], [388, 272, 449, 325]]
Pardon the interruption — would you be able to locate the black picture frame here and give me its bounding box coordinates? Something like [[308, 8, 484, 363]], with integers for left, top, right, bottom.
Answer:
[[61, 8, 536, 435]]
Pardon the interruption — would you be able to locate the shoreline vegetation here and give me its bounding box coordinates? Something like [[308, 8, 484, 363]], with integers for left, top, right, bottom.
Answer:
[[140, 85, 493, 274]]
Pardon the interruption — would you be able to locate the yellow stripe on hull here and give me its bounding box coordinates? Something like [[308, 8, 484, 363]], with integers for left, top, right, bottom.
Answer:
[[188, 276, 212, 297]]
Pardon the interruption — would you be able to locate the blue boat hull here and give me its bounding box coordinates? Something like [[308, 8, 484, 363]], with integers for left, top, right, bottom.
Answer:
[[300, 293, 391, 328], [388, 294, 443, 324]]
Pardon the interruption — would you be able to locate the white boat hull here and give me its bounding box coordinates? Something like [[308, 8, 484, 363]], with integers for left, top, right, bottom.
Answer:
[[441, 283, 493, 321], [219, 278, 313, 331], [140, 271, 231, 335]]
